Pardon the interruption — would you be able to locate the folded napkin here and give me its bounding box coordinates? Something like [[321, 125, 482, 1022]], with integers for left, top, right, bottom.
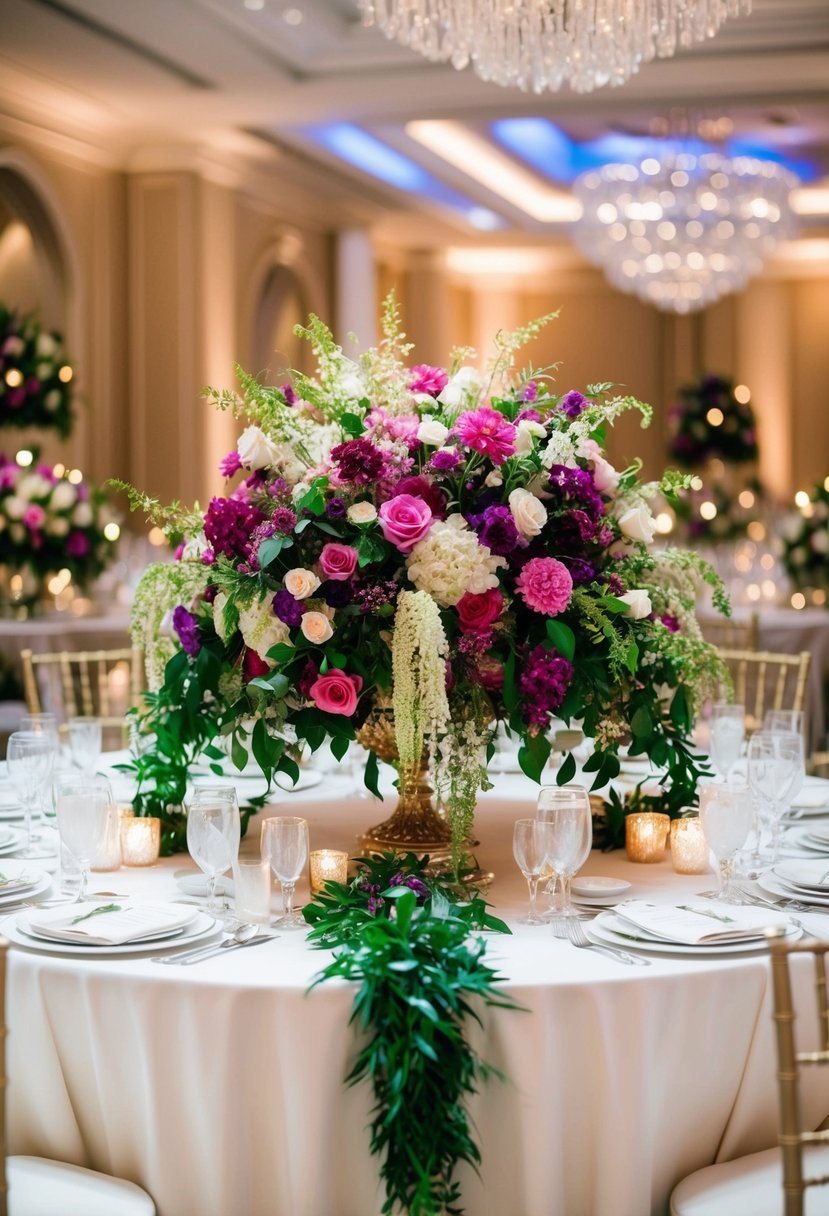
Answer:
[[614, 900, 783, 945], [25, 902, 195, 946], [791, 789, 829, 810]]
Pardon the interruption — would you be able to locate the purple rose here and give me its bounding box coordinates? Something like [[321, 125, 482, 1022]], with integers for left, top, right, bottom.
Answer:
[[378, 494, 433, 552], [172, 605, 202, 657]]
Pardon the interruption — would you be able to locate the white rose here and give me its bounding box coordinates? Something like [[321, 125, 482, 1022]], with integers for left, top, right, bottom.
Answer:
[[347, 501, 377, 525], [284, 568, 320, 600], [17, 474, 52, 501], [618, 503, 656, 544], [514, 419, 546, 456], [811, 531, 829, 555], [35, 333, 57, 357], [4, 496, 25, 521], [484, 469, 503, 488], [46, 516, 69, 537], [437, 366, 482, 410], [44, 389, 61, 411], [72, 502, 94, 527], [578, 438, 620, 494], [508, 487, 547, 538], [237, 424, 280, 471], [300, 611, 334, 644], [50, 481, 77, 511], [416, 417, 449, 446], [618, 589, 653, 619]]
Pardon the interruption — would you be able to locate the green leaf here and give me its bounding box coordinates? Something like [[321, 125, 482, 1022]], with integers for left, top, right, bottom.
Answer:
[[265, 642, 295, 664], [631, 707, 653, 740], [341, 411, 364, 436], [556, 751, 577, 785], [625, 641, 639, 674], [257, 536, 288, 568], [545, 618, 575, 661], [363, 749, 382, 799], [671, 684, 691, 732], [518, 733, 552, 784], [330, 735, 349, 763]]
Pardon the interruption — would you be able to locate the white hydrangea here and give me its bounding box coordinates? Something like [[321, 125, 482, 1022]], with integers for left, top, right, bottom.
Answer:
[[237, 592, 292, 662], [406, 514, 506, 607], [539, 430, 577, 470]]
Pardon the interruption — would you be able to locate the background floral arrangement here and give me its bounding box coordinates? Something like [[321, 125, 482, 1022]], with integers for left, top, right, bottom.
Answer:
[[672, 474, 767, 544], [782, 479, 829, 591], [0, 306, 74, 438], [669, 373, 759, 467], [122, 297, 727, 858], [0, 453, 117, 587]]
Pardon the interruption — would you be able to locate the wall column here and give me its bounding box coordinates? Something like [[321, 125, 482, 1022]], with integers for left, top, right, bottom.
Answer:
[[335, 228, 376, 355], [735, 280, 792, 501]]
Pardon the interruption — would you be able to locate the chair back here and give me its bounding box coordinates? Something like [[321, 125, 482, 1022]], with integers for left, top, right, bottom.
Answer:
[[701, 612, 759, 651], [766, 927, 829, 1216], [717, 649, 811, 732], [20, 647, 144, 743]]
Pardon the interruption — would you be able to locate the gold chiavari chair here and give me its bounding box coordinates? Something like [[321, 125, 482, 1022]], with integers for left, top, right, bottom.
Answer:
[[0, 938, 156, 1215], [20, 647, 143, 742], [701, 612, 760, 652], [670, 929, 829, 1216], [717, 649, 812, 733]]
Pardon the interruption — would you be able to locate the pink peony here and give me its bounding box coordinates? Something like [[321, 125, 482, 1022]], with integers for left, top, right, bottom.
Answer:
[[516, 557, 573, 616], [319, 543, 358, 581], [378, 494, 433, 552], [456, 588, 504, 633], [409, 364, 448, 396], [309, 670, 363, 716], [455, 407, 516, 465]]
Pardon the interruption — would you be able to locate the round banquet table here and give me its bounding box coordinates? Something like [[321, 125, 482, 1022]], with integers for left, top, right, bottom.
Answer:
[[5, 767, 829, 1216]]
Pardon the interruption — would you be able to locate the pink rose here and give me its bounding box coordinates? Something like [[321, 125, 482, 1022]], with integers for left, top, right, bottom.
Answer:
[[309, 670, 363, 716], [319, 543, 358, 581], [378, 494, 433, 552], [456, 588, 503, 633]]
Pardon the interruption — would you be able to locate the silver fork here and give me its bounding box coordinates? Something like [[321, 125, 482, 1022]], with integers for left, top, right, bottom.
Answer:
[[565, 916, 650, 966]]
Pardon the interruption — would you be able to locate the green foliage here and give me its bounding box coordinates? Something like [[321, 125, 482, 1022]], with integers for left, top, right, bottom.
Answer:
[[108, 479, 203, 541]]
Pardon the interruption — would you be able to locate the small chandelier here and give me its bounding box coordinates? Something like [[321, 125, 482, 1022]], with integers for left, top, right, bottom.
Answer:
[[357, 0, 751, 94], [571, 148, 797, 313]]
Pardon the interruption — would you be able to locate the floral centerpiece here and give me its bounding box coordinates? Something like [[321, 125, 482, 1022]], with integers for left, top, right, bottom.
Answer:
[[122, 298, 727, 862], [669, 373, 758, 467], [0, 453, 118, 603], [0, 306, 74, 438], [782, 480, 829, 594]]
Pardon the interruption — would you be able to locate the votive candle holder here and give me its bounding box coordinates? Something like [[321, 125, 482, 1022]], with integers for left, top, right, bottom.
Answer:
[[121, 815, 161, 866], [309, 849, 349, 895], [670, 816, 710, 875], [625, 812, 670, 863]]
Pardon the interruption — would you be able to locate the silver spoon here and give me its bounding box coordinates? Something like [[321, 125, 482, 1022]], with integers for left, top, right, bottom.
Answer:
[[151, 922, 260, 965]]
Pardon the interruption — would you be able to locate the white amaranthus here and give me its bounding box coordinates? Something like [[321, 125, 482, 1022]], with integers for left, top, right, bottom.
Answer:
[[391, 590, 450, 770]]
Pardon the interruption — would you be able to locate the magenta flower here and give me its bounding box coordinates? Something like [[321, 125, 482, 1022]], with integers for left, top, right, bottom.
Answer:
[[66, 531, 91, 558], [319, 543, 358, 581], [378, 494, 433, 552], [172, 605, 202, 657], [330, 438, 385, 485], [519, 645, 574, 726], [516, 557, 573, 616], [391, 474, 447, 519], [219, 451, 243, 478], [409, 364, 448, 396], [456, 408, 516, 465], [23, 505, 46, 530]]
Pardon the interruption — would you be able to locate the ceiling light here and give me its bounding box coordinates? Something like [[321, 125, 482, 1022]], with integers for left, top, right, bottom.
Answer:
[[358, 0, 750, 94], [282, 7, 303, 23], [244, 0, 265, 10]]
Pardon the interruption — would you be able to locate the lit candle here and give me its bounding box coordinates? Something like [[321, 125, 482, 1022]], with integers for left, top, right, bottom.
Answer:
[[625, 812, 670, 863], [121, 816, 161, 866], [309, 849, 349, 895], [670, 816, 710, 875]]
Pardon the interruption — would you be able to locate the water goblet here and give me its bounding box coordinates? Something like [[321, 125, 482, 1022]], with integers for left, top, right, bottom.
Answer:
[[69, 716, 102, 774], [763, 709, 804, 737], [261, 816, 309, 928], [709, 704, 745, 782], [537, 784, 593, 920], [513, 818, 555, 925], [20, 713, 60, 823], [186, 788, 241, 913], [699, 784, 753, 903], [54, 775, 115, 901], [747, 731, 803, 866], [6, 730, 56, 856]]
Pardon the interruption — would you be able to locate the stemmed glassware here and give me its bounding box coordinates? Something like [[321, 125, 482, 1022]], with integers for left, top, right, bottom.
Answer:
[[747, 731, 804, 866], [763, 709, 804, 736], [20, 713, 61, 824], [6, 730, 56, 856], [699, 783, 753, 902], [54, 775, 115, 901], [709, 704, 745, 782], [261, 816, 309, 929], [536, 784, 592, 921], [512, 818, 555, 925], [69, 716, 102, 774], [186, 787, 241, 913]]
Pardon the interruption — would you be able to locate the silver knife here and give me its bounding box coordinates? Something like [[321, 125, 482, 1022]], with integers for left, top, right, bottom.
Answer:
[[152, 935, 278, 965]]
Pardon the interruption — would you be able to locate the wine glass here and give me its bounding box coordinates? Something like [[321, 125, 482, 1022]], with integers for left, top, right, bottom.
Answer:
[[747, 731, 804, 866], [54, 775, 114, 901], [186, 788, 241, 913], [709, 704, 745, 781], [763, 709, 805, 737], [699, 784, 753, 902], [20, 713, 61, 822], [69, 716, 102, 774], [261, 816, 309, 929], [6, 730, 56, 856], [512, 818, 554, 925], [537, 785, 592, 920]]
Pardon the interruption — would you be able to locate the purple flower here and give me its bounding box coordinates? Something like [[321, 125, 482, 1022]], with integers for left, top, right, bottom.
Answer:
[[428, 448, 461, 472], [172, 605, 202, 657], [409, 364, 448, 396], [559, 390, 588, 418], [561, 556, 596, 585], [325, 496, 346, 520], [271, 507, 297, 535], [354, 580, 399, 615], [516, 407, 542, 423], [201, 549, 216, 566], [281, 383, 298, 406], [219, 451, 242, 479], [519, 645, 574, 727], [66, 531, 90, 558], [456, 407, 516, 465], [330, 438, 385, 485], [203, 585, 218, 604], [547, 465, 604, 521], [273, 589, 303, 628], [204, 496, 265, 561], [660, 614, 680, 633], [468, 504, 521, 556], [521, 381, 539, 402]]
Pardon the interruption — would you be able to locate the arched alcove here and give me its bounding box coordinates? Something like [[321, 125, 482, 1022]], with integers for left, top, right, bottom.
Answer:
[[251, 263, 309, 378], [0, 153, 76, 332]]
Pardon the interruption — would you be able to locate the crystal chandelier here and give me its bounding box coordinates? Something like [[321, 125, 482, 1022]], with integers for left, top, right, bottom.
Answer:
[[357, 0, 751, 94], [571, 149, 797, 313]]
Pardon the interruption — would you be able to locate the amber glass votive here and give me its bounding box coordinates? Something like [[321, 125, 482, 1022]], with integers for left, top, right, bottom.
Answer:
[[670, 816, 710, 875], [309, 849, 349, 894], [121, 816, 161, 866], [625, 812, 670, 862]]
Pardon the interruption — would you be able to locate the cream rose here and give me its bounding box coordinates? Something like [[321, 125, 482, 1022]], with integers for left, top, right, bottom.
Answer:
[[300, 611, 334, 644], [514, 419, 546, 456], [618, 589, 653, 619], [508, 487, 547, 538], [416, 417, 449, 446], [347, 501, 377, 525], [437, 366, 483, 410], [237, 424, 280, 471], [50, 481, 77, 511], [618, 503, 656, 544], [284, 568, 320, 600], [72, 502, 94, 527]]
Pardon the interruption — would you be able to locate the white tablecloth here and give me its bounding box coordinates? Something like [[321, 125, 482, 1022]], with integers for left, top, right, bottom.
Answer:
[[6, 769, 829, 1216]]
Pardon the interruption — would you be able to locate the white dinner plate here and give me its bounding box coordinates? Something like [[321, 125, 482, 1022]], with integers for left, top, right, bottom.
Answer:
[[572, 876, 632, 898], [0, 861, 52, 905], [759, 872, 829, 908], [783, 831, 829, 856], [588, 909, 800, 955], [2, 910, 219, 956], [0, 828, 28, 856], [774, 860, 829, 893]]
